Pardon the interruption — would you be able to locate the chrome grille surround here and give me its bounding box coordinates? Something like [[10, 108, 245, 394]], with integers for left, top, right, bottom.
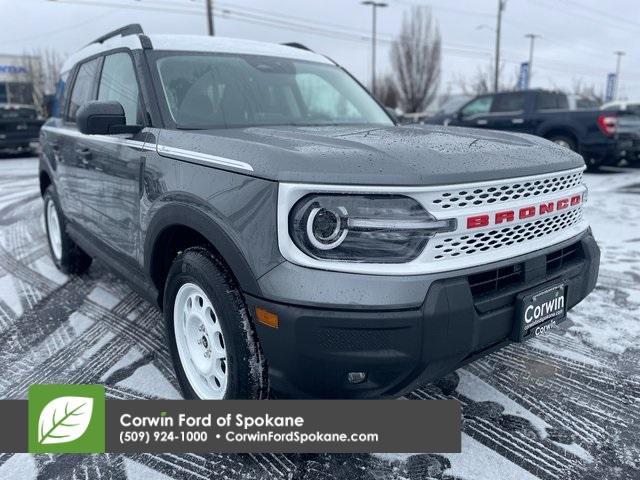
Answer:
[[431, 170, 583, 209], [277, 167, 588, 276]]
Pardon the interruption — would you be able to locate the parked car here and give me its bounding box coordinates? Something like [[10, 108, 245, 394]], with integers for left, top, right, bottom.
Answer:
[[601, 100, 640, 114], [0, 104, 43, 155], [425, 89, 639, 169], [0, 54, 44, 155], [39, 25, 600, 399], [424, 95, 473, 125]]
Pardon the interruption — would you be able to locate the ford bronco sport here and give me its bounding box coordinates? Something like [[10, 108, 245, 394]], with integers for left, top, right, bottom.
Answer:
[[39, 25, 600, 399]]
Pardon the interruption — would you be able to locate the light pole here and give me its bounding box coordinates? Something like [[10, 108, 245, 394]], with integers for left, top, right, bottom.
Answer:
[[614, 50, 625, 100], [206, 0, 215, 36], [493, 0, 506, 93], [361, 1, 387, 95], [524, 33, 540, 89]]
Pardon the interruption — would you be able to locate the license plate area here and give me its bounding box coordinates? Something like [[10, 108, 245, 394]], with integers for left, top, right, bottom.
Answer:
[[512, 283, 567, 342]]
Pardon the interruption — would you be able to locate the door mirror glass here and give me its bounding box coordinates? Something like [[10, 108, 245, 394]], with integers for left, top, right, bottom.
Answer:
[[77, 100, 134, 135]]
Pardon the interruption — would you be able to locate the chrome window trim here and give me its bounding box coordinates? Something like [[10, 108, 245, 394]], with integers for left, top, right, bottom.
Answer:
[[277, 167, 588, 276], [40, 126, 252, 171]]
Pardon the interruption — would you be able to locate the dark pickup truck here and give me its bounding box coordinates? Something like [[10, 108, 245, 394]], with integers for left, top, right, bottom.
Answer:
[[425, 89, 640, 169], [0, 104, 43, 155]]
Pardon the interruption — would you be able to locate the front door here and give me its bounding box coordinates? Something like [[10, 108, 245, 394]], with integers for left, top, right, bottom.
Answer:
[[83, 51, 147, 258]]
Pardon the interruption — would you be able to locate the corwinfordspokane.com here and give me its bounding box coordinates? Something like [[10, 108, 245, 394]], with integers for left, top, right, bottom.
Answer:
[[225, 431, 379, 444]]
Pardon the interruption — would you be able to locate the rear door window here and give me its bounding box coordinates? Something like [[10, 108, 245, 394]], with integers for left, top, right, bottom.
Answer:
[[536, 92, 568, 111], [491, 92, 526, 113], [97, 52, 142, 125], [66, 58, 101, 123]]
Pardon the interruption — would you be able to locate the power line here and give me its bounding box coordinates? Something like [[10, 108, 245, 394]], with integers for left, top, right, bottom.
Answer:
[[40, 0, 640, 81]]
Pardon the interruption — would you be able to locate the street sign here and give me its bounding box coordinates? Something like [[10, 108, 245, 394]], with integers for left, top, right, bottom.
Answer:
[[518, 62, 529, 90], [605, 73, 616, 102]]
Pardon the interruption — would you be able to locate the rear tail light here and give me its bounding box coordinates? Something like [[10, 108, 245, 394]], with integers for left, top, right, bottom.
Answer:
[[597, 113, 617, 136]]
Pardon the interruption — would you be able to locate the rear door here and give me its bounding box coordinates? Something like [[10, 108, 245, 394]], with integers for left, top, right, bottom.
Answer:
[[487, 92, 529, 132], [57, 57, 102, 224]]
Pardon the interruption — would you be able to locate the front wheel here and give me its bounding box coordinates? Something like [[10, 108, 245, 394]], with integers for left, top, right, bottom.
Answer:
[[163, 247, 268, 399], [43, 186, 92, 274]]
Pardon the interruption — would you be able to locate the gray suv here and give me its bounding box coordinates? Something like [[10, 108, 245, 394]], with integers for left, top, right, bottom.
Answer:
[[39, 25, 600, 399]]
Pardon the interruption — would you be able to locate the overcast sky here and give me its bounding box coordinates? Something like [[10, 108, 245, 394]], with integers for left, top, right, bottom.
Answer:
[[2, 0, 639, 100]]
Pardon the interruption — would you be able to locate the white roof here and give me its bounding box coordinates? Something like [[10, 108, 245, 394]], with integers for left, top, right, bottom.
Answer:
[[62, 33, 332, 73]]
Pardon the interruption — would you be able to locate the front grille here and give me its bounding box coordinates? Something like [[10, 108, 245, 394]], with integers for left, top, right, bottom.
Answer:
[[468, 264, 524, 297], [430, 170, 583, 209], [546, 242, 582, 273], [431, 208, 583, 261]]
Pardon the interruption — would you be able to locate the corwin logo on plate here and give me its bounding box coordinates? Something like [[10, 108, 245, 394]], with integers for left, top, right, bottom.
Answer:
[[28, 384, 105, 453]]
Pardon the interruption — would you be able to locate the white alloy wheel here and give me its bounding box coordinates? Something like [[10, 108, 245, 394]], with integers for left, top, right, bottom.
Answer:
[[173, 282, 228, 399], [46, 199, 62, 261]]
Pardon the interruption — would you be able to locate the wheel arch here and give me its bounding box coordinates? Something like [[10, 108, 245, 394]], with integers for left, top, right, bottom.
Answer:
[[144, 204, 262, 306], [39, 168, 52, 197], [539, 125, 579, 148]]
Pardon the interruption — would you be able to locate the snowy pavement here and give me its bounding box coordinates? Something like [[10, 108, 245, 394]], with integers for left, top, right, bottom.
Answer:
[[0, 156, 638, 480]]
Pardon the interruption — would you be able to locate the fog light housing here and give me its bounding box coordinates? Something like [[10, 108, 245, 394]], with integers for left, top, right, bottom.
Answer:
[[347, 372, 367, 384]]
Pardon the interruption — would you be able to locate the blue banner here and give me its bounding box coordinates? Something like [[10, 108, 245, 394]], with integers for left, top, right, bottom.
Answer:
[[605, 73, 616, 102], [518, 62, 529, 90]]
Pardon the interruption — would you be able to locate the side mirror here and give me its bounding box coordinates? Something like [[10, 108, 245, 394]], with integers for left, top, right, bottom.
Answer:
[[77, 100, 142, 135], [385, 106, 398, 121]]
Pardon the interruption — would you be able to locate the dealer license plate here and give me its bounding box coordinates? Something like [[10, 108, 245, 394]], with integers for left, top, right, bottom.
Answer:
[[514, 283, 566, 341]]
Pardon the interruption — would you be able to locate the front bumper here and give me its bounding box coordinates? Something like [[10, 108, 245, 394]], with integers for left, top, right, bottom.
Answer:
[[247, 229, 600, 398]]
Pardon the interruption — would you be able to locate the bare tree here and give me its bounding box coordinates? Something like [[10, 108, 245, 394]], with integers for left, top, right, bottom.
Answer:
[[20, 48, 64, 113], [456, 62, 518, 96], [570, 78, 603, 104], [374, 73, 398, 109], [390, 6, 441, 113]]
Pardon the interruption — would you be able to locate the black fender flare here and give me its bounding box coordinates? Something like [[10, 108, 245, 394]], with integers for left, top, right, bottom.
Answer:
[[144, 203, 262, 297], [537, 123, 581, 143]]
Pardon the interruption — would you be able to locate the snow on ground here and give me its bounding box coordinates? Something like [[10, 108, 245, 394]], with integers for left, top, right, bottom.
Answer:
[[0, 157, 638, 480]]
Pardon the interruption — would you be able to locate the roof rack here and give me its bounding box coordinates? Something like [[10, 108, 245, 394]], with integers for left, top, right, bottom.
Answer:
[[281, 42, 313, 52], [89, 24, 144, 45]]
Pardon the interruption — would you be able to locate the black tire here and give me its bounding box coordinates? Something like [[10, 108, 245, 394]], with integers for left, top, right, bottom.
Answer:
[[163, 247, 268, 399], [547, 134, 577, 152], [43, 186, 92, 274], [585, 157, 601, 172]]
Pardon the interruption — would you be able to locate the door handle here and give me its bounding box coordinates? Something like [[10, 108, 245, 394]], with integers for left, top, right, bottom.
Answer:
[[476, 119, 488, 125], [512, 118, 524, 124], [75, 148, 93, 163]]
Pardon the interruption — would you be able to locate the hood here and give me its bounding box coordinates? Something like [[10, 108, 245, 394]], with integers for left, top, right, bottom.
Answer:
[[157, 124, 584, 186]]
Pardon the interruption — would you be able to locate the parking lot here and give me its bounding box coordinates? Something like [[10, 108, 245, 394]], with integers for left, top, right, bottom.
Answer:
[[0, 156, 637, 480]]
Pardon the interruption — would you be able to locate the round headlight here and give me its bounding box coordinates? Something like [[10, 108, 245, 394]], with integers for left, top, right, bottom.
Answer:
[[306, 206, 348, 250]]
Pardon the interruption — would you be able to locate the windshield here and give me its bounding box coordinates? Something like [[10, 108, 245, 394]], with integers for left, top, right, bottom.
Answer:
[[154, 53, 392, 129]]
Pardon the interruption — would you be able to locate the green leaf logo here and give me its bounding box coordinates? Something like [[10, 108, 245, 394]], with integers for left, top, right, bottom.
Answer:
[[37, 396, 94, 445]]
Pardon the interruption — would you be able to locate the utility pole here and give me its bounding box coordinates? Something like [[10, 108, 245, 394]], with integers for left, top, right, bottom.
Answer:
[[614, 50, 625, 99], [361, 1, 388, 96], [494, 0, 506, 93], [206, 0, 215, 36], [524, 33, 540, 89]]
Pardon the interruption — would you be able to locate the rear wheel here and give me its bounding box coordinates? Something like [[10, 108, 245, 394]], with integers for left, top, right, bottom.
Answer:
[[163, 247, 268, 399], [547, 134, 577, 152], [43, 186, 92, 274]]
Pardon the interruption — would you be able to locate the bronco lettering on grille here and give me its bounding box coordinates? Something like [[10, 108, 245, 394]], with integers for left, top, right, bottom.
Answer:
[[466, 194, 583, 229]]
